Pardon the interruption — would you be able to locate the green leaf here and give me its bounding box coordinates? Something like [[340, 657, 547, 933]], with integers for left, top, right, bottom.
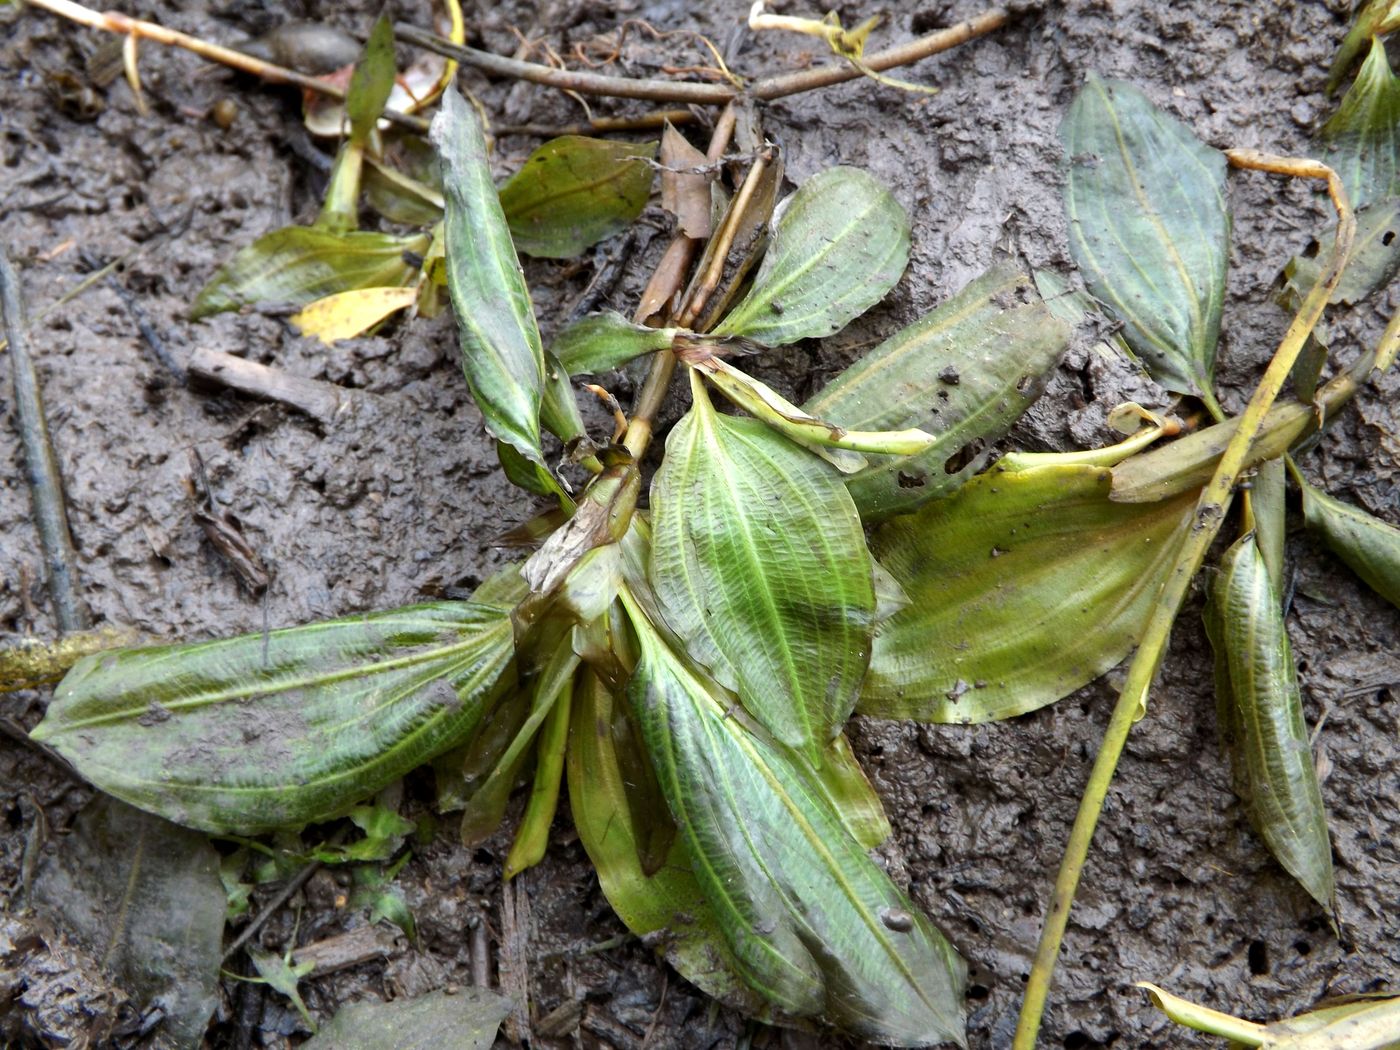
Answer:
[[499, 135, 657, 259], [1206, 533, 1335, 915], [1300, 479, 1400, 609], [1265, 996, 1400, 1048], [1137, 983, 1267, 1045], [621, 593, 967, 1046], [649, 378, 876, 760], [190, 228, 426, 319], [1062, 75, 1230, 402], [364, 157, 447, 226], [432, 88, 548, 469], [32, 602, 516, 834], [317, 802, 418, 863], [551, 310, 678, 374], [1329, 0, 1400, 93], [568, 671, 772, 1016], [1282, 198, 1400, 310], [859, 463, 1196, 723], [31, 797, 225, 1047], [346, 14, 396, 147], [1321, 37, 1400, 206], [805, 262, 1071, 521], [540, 351, 587, 444], [712, 166, 911, 346], [1253, 456, 1288, 598], [303, 988, 511, 1050], [812, 733, 890, 849], [247, 945, 318, 1032]]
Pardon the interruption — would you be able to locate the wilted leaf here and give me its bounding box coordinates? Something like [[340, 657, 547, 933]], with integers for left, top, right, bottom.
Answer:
[[191, 228, 426, 319], [660, 122, 712, 238], [712, 166, 911, 346], [649, 378, 876, 760], [622, 595, 967, 1045], [805, 262, 1071, 521], [1301, 479, 1400, 609], [567, 671, 772, 1017], [432, 88, 549, 470], [499, 135, 657, 259], [551, 310, 678, 375], [32, 796, 225, 1049], [1321, 37, 1400, 207], [1062, 75, 1230, 402], [291, 286, 418, 344], [303, 988, 512, 1050], [860, 463, 1195, 723], [1206, 533, 1335, 915], [33, 602, 516, 834]]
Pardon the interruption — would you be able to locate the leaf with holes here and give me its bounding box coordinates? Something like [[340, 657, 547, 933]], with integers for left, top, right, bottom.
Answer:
[[711, 166, 910, 346], [1062, 75, 1230, 402], [859, 462, 1195, 723], [649, 376, 876, 761], [32, 602, 516, 834], [804, 262, 1070, 522]]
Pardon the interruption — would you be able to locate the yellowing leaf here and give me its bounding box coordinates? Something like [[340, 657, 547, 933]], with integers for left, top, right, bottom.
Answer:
[[291, 287, 419, 344]]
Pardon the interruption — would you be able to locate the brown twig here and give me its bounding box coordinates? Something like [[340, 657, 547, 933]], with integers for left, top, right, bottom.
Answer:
[[1, 249, 89, 635], [396, 8, 1009, 104], [496, 108, 696, 137], [188, 347, 358, 425], [22, 0, 431, 134], [222, 857, 323, 964]]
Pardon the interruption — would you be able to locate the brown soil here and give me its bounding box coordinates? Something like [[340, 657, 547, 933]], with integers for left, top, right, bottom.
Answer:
[[2, 1, 1397, 1048]]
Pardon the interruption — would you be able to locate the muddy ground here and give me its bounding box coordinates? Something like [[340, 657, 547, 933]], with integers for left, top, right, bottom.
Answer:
[[2, 0, 1398, 1047]]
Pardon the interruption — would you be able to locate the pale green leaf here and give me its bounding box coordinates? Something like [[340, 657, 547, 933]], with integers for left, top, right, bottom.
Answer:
[[1062, 75, 1230, 401], [859, 463, 1195, 723], [32, 602, 516, 834], [346, 14, 396, 146], [1321, 37, 1400, 206], [649, 379, 876, 760], [806, 262, 1071, 522], [1301, 478, 1400, 609], [551, 310, 678, 374], [622, 595, 967, 1046], [499, 135, 657, 259], [1265, 996, 1400, 1048], [712, 166, 911, 346], [1206, 534, 1335, 915], [432, 88, 548, 468], [190, 228, 425, 319], [303, 988, 511, 1050]]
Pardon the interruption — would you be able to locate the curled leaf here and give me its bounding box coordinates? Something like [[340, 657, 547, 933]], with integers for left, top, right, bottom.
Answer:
[[1206, 534, 1335, 915], [499, 135, 657, 259], [649, 378, 875, 760], [551, 310, 678, 375], [712, 166, 911, 346], [33, 602, 516, 834], [1062, 75, 1230, 402], [622, 594, 967, 1046], [805, 262, 1071, 521], [860, 463, 1195, 723], [1300, 478, 1400, 609], [433, 88, 548, 469]]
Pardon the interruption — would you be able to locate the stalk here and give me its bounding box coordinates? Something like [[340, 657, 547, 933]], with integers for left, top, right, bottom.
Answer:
[[1012, 151, 1354, 1050]]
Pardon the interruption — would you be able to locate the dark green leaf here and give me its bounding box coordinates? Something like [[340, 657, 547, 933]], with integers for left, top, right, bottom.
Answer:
[[346, 14, 396, 146], [1062, 75, 1230, 401], [32, 602, 516, 834], [649, 379, 876, 761], [712, 167, 911, 346], [805, 262, 1071, 521], [541, 352, 586, 443], [859, 463, 1195, 723], [499, 135, 657, 259], [567, 671, 772, 1018], [190, 228, 425, 318], [1321, 37, 1400, 206], [32, 797, 225, 1049], [1206, 534, 1335, 915], [303, 988, 511, 1050], [1301, 479, 1400, 609], [551, 310, 678, 374], [622, 595, 967, 1045], [432, 88, 549, 469], [1282, 199, 1400, 312]]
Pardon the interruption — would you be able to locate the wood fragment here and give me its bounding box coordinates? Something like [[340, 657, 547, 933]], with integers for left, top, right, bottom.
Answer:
[[497, 877, 533, 1045], [289, 925, 399, 976], [188, 347, 357, 425], [468, 912, 491, 990], [1, 248, 89, 634]]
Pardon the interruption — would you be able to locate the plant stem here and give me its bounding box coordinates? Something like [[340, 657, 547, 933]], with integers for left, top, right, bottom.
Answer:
[[396, 8, 1009, 105], [1012, 151, 1355, 1050], [1, 248, 90, 634], [496, 109, 696, 138], [23, 0, 431, 133]]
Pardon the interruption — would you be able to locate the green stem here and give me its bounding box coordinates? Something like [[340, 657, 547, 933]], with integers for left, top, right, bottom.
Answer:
[[1012, 151, 1354, 1050]]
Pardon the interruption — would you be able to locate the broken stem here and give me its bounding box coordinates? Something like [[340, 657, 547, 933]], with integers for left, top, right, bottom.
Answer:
[[1012, 152, 1355, 1050], [1, 248, 90, 634]]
